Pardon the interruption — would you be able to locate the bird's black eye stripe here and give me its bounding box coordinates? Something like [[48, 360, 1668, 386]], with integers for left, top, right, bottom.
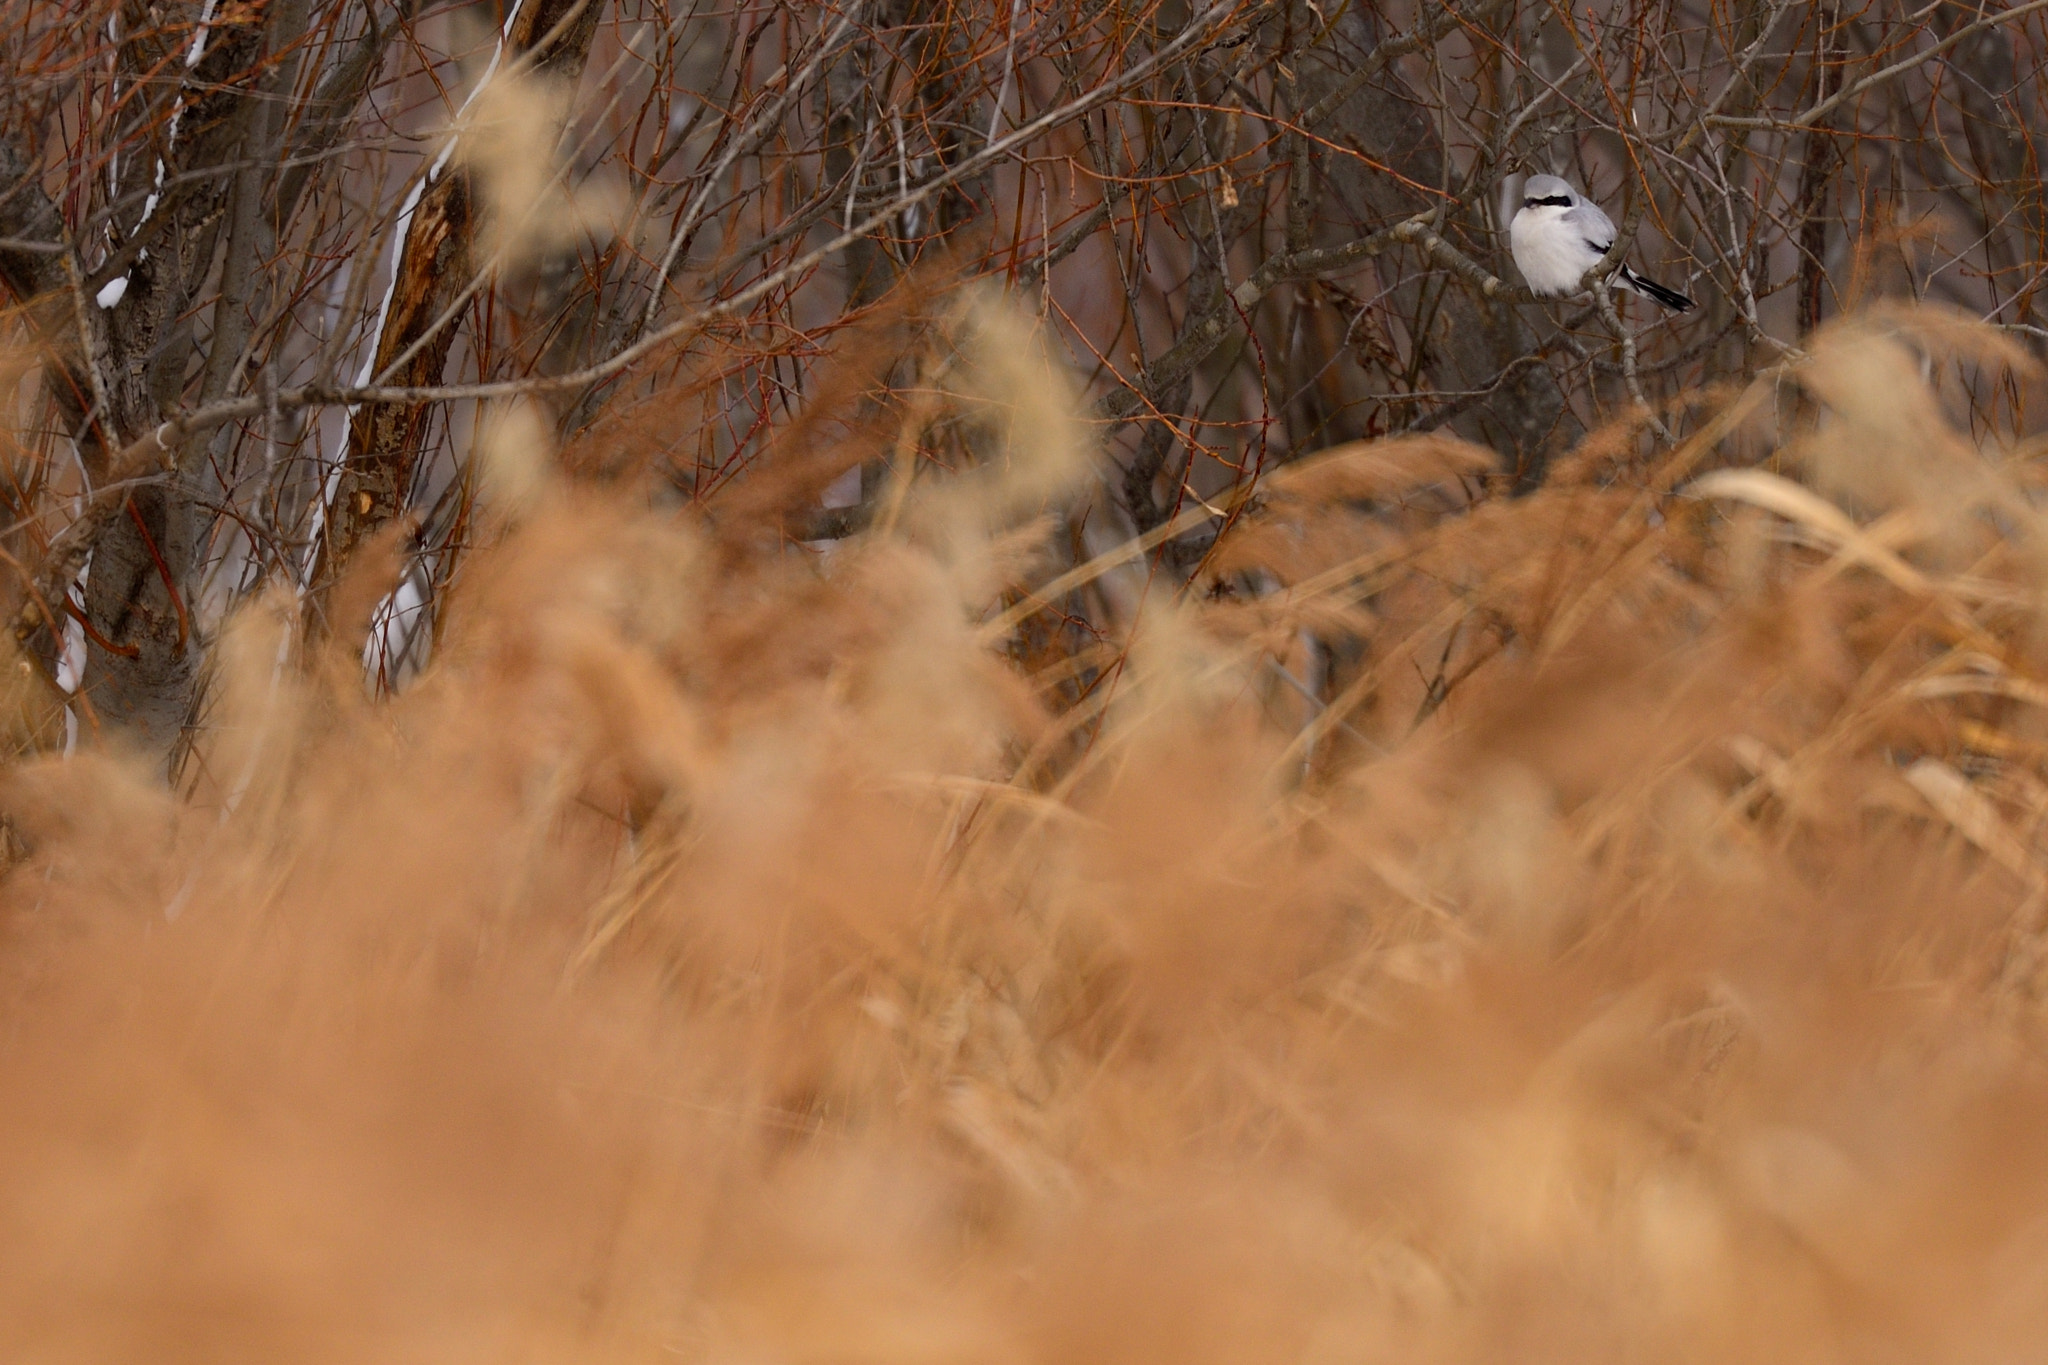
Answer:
[[1522, 194, 1574, 208], [1584, 239, 1612, 254]]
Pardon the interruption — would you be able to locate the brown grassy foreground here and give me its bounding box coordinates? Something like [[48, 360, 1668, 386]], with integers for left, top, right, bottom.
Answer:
[[7, 300, 2048, 1360]]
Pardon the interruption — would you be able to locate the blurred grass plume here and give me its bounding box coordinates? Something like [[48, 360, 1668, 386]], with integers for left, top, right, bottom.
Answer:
[[6, 299, 2048, 1360]]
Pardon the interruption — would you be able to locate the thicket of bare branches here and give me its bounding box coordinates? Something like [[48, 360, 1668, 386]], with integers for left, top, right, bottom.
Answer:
[[2, 0, 2046, 772], [22, 2, 2048, 1350]]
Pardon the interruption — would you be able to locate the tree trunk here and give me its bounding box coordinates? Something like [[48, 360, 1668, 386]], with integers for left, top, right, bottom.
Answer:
[[316, 0, 605, 603]]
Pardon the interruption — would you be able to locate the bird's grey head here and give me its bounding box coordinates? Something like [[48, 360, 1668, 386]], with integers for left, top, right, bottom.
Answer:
[[1520, 175, 1578, 211]]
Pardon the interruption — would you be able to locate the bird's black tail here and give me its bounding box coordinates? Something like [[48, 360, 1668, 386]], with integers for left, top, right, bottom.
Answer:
[[1617, 264, 1695, 313]]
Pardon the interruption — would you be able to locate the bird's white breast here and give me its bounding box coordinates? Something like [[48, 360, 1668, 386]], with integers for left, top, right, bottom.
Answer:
[[1510, 206, 1593, 295]]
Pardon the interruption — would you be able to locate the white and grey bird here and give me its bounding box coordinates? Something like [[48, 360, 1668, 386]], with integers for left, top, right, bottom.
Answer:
[[1509, 175, 1695, 312]]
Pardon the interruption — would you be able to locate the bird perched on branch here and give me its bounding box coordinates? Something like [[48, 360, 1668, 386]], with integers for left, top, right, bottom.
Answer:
[[1509, 175, 1695, 312]]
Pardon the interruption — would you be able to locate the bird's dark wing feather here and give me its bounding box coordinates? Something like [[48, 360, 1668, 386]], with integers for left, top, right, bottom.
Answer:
[[1617, 264, 1696, 312]]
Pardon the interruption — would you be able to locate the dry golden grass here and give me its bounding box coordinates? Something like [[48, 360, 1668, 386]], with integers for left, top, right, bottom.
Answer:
[[6, 300, 2048, 1360]]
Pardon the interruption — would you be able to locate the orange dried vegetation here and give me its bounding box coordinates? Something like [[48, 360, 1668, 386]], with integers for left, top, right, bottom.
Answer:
[[4, 301, 2048, 1361]]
